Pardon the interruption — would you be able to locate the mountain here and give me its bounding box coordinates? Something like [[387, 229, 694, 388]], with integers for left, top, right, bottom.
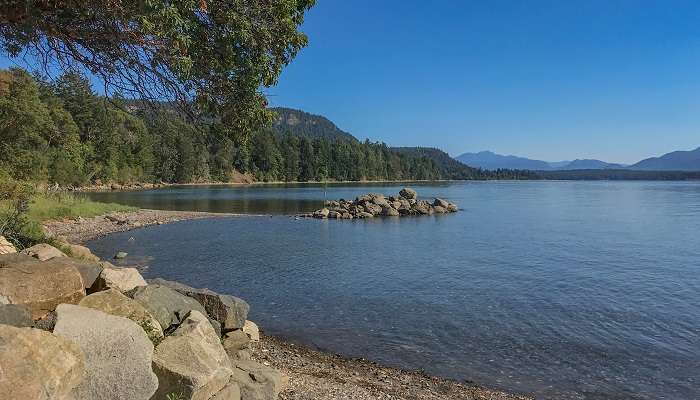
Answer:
[[456, 151, 622, 171], [270, 107, 357, 142], [628, 147, 700, 171], [559, 159, 624, 170], [456, 151, 552, 170]]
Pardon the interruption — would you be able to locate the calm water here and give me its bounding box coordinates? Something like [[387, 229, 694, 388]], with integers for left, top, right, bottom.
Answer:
[[86, 181, 700, 399]]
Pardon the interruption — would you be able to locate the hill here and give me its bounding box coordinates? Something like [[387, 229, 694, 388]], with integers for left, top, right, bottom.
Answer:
[[270, 108, 357, 142], [456, 151, 552, 170], [560, 159, 624, 170], [628, 147, 700, 171]]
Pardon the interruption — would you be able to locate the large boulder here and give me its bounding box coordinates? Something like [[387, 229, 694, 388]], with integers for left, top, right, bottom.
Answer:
[[21, 243, 67, 261], [51, 257, 104, 290], [230, 359, 288, 400], [53, 304, 158, 400], [211, 383, 241, 400], [79, 289, 163, 343], [0, 303, 33, 327], [152, 310, 233, 400], [381, 206, 400, 217], [63, 243, 100, 262], [0, 236, 16, 255], [93, 264, 146, 292], [129, 283, 207, 331], [399, 188, 417, 200], [0, 253, 85, 319], [0, 325, 84, 400], [150, 278, 250, 331], [222, 329, 250, 353]]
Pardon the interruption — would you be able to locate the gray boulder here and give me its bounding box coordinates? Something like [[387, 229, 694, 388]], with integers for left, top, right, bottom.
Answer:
[[382, 206, 400, 217], [53, 304, 158, 400], [150, 278, 250, 331], [399, 188, 417, 200], [230, 359, 288, 400], [152, 310, 233, 400], [0, 324, 84, 400], [434, 205, 447, 214], [129, 283, 207, 331], [0, 303, 32, 327], [433, 198, 450, 208]]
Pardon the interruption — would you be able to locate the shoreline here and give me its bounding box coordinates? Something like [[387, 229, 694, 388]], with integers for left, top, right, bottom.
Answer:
[[44, 208, 532, 400]]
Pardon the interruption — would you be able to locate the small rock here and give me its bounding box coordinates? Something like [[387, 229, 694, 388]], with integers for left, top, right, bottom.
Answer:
[[21, 243, 67, 261], [434, 205, 447, 214], [114, 251, 128, 259], [243, 320, 260, 342]]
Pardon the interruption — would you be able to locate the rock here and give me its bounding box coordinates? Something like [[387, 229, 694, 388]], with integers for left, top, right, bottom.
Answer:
[[412, 201, 432, 215], [21, 243, 67, 261], [230, 359, 288, 400], [129, 283, 207, 331], [211, 382, 241, 400], [434, 205, 447, 214], [433, 198, 450, 208], [51, 257, 103, 290], [0, 235, 16, 255], [150, 278, 250, 331], [223, 329, 250, 352], [0, 325, 84, 400], [210, 318, 223, 337], [328, 210, 340, 219], [399, 188, 417, 200], [312, 208, 329, 219], [79, 289, 163, 343], [0, 303, 32, 327], [341, 212, 353, 219], [64, 243, 100, 262], [53, 304, 158, 400], [364, 203, 383, 216], [372, 196, 391, 209], [114, 251, 128, 259], [93, 265, 146, 292], [34, 311, 57, 331], [152, 310, 233, 400], [447, 203, 459, 212], [242, 320, 260, 342], [357, 212, 374, 219], [382, 206, 400, 217], [0, 254, 85, 319]]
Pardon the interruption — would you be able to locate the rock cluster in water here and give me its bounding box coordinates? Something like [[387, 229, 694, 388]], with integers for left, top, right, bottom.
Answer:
[[0, 239, 285, 400], [304, 187, 459, 219]]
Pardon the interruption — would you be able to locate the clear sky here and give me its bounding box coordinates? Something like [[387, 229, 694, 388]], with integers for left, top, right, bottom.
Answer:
[[268, 0, 700, 164]]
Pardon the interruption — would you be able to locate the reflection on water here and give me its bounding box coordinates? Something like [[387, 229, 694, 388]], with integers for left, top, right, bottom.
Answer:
[[86, 181, 700, 400]]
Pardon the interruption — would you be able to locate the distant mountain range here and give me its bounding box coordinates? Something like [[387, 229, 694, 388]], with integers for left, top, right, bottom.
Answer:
[[456, 149, 700, 171], [455, 151, 624, 171]]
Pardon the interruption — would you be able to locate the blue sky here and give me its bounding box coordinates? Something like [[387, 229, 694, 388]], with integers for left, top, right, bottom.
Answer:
[[268, 0, 700, 164]]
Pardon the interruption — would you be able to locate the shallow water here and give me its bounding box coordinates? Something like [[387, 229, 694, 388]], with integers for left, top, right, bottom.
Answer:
[[87, 181, 700, 399]]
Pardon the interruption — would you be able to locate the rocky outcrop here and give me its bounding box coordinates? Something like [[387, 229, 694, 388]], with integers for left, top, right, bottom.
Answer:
[[231, 359, 288, 400], [0, 236, 16, 255], [78, 289, 164, 343], [92, 263, 147, 292], [53, 304, 159, 400], [0, 253, 85, 319], [152, 310, 233, 400], [243, 320, 260, 342], [0, 303, 33, 327], [21, 243, 67, 261], [0, 324, 85, 400], [129, 283, 207, 331], [150, 278, 250, 331], [305, 188, 458, 220]]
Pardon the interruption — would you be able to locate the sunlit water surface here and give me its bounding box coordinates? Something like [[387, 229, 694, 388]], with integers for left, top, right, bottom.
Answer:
[[87, 181, 700, 399]]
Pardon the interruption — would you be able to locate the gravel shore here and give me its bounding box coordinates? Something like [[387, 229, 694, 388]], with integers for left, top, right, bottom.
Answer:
[[45, 210, 532, 400]]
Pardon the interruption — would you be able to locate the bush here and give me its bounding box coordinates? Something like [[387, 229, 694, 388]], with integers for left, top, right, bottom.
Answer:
[[0, 172, 44, 248]]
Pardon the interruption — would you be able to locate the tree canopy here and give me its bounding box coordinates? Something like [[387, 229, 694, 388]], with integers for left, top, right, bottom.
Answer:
[[0, 0, 315, 135]]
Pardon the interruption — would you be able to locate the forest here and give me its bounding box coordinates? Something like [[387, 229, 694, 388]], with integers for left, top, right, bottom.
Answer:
[[0, 68, 534, 186]]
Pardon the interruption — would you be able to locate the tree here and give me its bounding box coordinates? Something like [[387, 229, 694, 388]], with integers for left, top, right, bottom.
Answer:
[[0, 0, 315, 138]]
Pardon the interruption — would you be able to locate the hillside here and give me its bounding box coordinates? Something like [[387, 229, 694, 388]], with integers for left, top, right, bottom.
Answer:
[[271, 108, 357, 142], [628, 147, 700, 171], [561, 159, 624, 170], [456, 151, 551, 170]]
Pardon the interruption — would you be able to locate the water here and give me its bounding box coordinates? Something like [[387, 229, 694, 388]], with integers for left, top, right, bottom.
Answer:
[[86, 181, 700, 399]]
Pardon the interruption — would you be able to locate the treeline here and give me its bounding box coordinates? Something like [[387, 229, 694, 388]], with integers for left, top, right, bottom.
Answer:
[[537, 169, 700, 180], [0, 68, 531, 185]]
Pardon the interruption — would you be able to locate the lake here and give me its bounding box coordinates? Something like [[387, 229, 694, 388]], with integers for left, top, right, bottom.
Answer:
[[86, 181, 700, 399]]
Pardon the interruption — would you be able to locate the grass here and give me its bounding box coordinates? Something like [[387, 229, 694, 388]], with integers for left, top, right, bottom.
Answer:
[[26, 192, 135, 222]]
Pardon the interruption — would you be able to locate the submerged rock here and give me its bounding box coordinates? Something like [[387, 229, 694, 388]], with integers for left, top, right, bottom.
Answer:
[[0, 324, 84, 400], [53, 304, 158, 400]]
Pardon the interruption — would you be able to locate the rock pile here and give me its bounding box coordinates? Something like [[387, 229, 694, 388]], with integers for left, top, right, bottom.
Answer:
[[0, 243, 285, 400], [305, 187, 458, 219]]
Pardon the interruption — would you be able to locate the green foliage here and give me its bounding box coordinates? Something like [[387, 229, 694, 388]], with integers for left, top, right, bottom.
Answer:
[[0, 171, 42, 248], [0, 0, 315, 141], [27, 192, 135, 222]]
